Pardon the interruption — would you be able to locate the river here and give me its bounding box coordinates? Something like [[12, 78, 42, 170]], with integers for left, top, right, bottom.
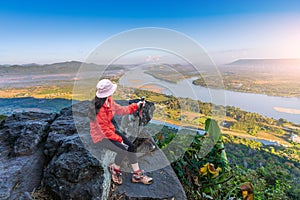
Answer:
[[119, 70, 300, 124]]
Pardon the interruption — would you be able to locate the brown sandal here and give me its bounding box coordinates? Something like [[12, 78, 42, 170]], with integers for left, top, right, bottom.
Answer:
[[108, 164, 122, 185], [132, 170, 153, 185]]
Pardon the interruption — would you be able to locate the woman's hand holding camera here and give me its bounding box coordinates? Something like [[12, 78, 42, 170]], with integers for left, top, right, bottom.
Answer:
[[137, 101, 145, 107]]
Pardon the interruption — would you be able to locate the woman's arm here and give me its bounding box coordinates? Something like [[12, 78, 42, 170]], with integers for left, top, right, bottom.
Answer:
[[112, 100, 138, 115]]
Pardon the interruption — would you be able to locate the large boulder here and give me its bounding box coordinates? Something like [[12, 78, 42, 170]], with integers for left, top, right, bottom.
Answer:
[[0, 112, 57, 200], [43, 102, 109, 200], [43, 132, 104, 200]]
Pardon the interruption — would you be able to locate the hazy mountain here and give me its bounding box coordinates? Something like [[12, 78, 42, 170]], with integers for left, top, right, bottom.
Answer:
[[222, 58, 300, 76], [0, 61, 128, 75], [0, 61, 129, 88], [0, 61, 82, 74], [226, 58, 300, 66], [21, 63, 42, 67]]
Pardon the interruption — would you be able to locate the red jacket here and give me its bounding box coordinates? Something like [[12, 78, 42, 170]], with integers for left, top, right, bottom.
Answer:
[[90, 97, 138, 143]]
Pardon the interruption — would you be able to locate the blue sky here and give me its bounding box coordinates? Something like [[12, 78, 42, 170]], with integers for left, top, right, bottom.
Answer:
[[1, 0, 300, 64]]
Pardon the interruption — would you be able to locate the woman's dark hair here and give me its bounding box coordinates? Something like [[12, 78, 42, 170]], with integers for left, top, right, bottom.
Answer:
[[88, 96, 107, 121]]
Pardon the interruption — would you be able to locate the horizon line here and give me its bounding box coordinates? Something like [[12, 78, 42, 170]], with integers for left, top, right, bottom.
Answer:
[[2, 57, 300, 66]]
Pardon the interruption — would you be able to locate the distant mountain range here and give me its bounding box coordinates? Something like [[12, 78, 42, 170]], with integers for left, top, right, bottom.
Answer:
[[222, 58, 300, 76], [0, 61, 128, 76], [226, 58, 300, 66], [2, 58, 299, 69], [0, 60, 198, 78], [0, 64, 41, 67], [0, 61, 81, 75], [1, 58, 300, 81], [0, 61, 80, 68]]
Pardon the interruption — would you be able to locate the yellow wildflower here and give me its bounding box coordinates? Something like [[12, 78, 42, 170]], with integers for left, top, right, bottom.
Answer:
[[208, 163, 217, 174], [212, 167, 222, 178], [199, 163, 209, 175], [200, 163, 222, 178]]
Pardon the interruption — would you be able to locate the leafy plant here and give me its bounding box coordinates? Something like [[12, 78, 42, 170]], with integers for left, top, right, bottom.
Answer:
[[152, 118, 300, 199]]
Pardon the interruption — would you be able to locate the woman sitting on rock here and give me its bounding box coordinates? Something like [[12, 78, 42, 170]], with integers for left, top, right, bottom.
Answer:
[[88, 79, 153, 185]]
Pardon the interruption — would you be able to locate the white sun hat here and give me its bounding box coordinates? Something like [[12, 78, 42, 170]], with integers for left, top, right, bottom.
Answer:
[[95, 79, 117, 98]]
